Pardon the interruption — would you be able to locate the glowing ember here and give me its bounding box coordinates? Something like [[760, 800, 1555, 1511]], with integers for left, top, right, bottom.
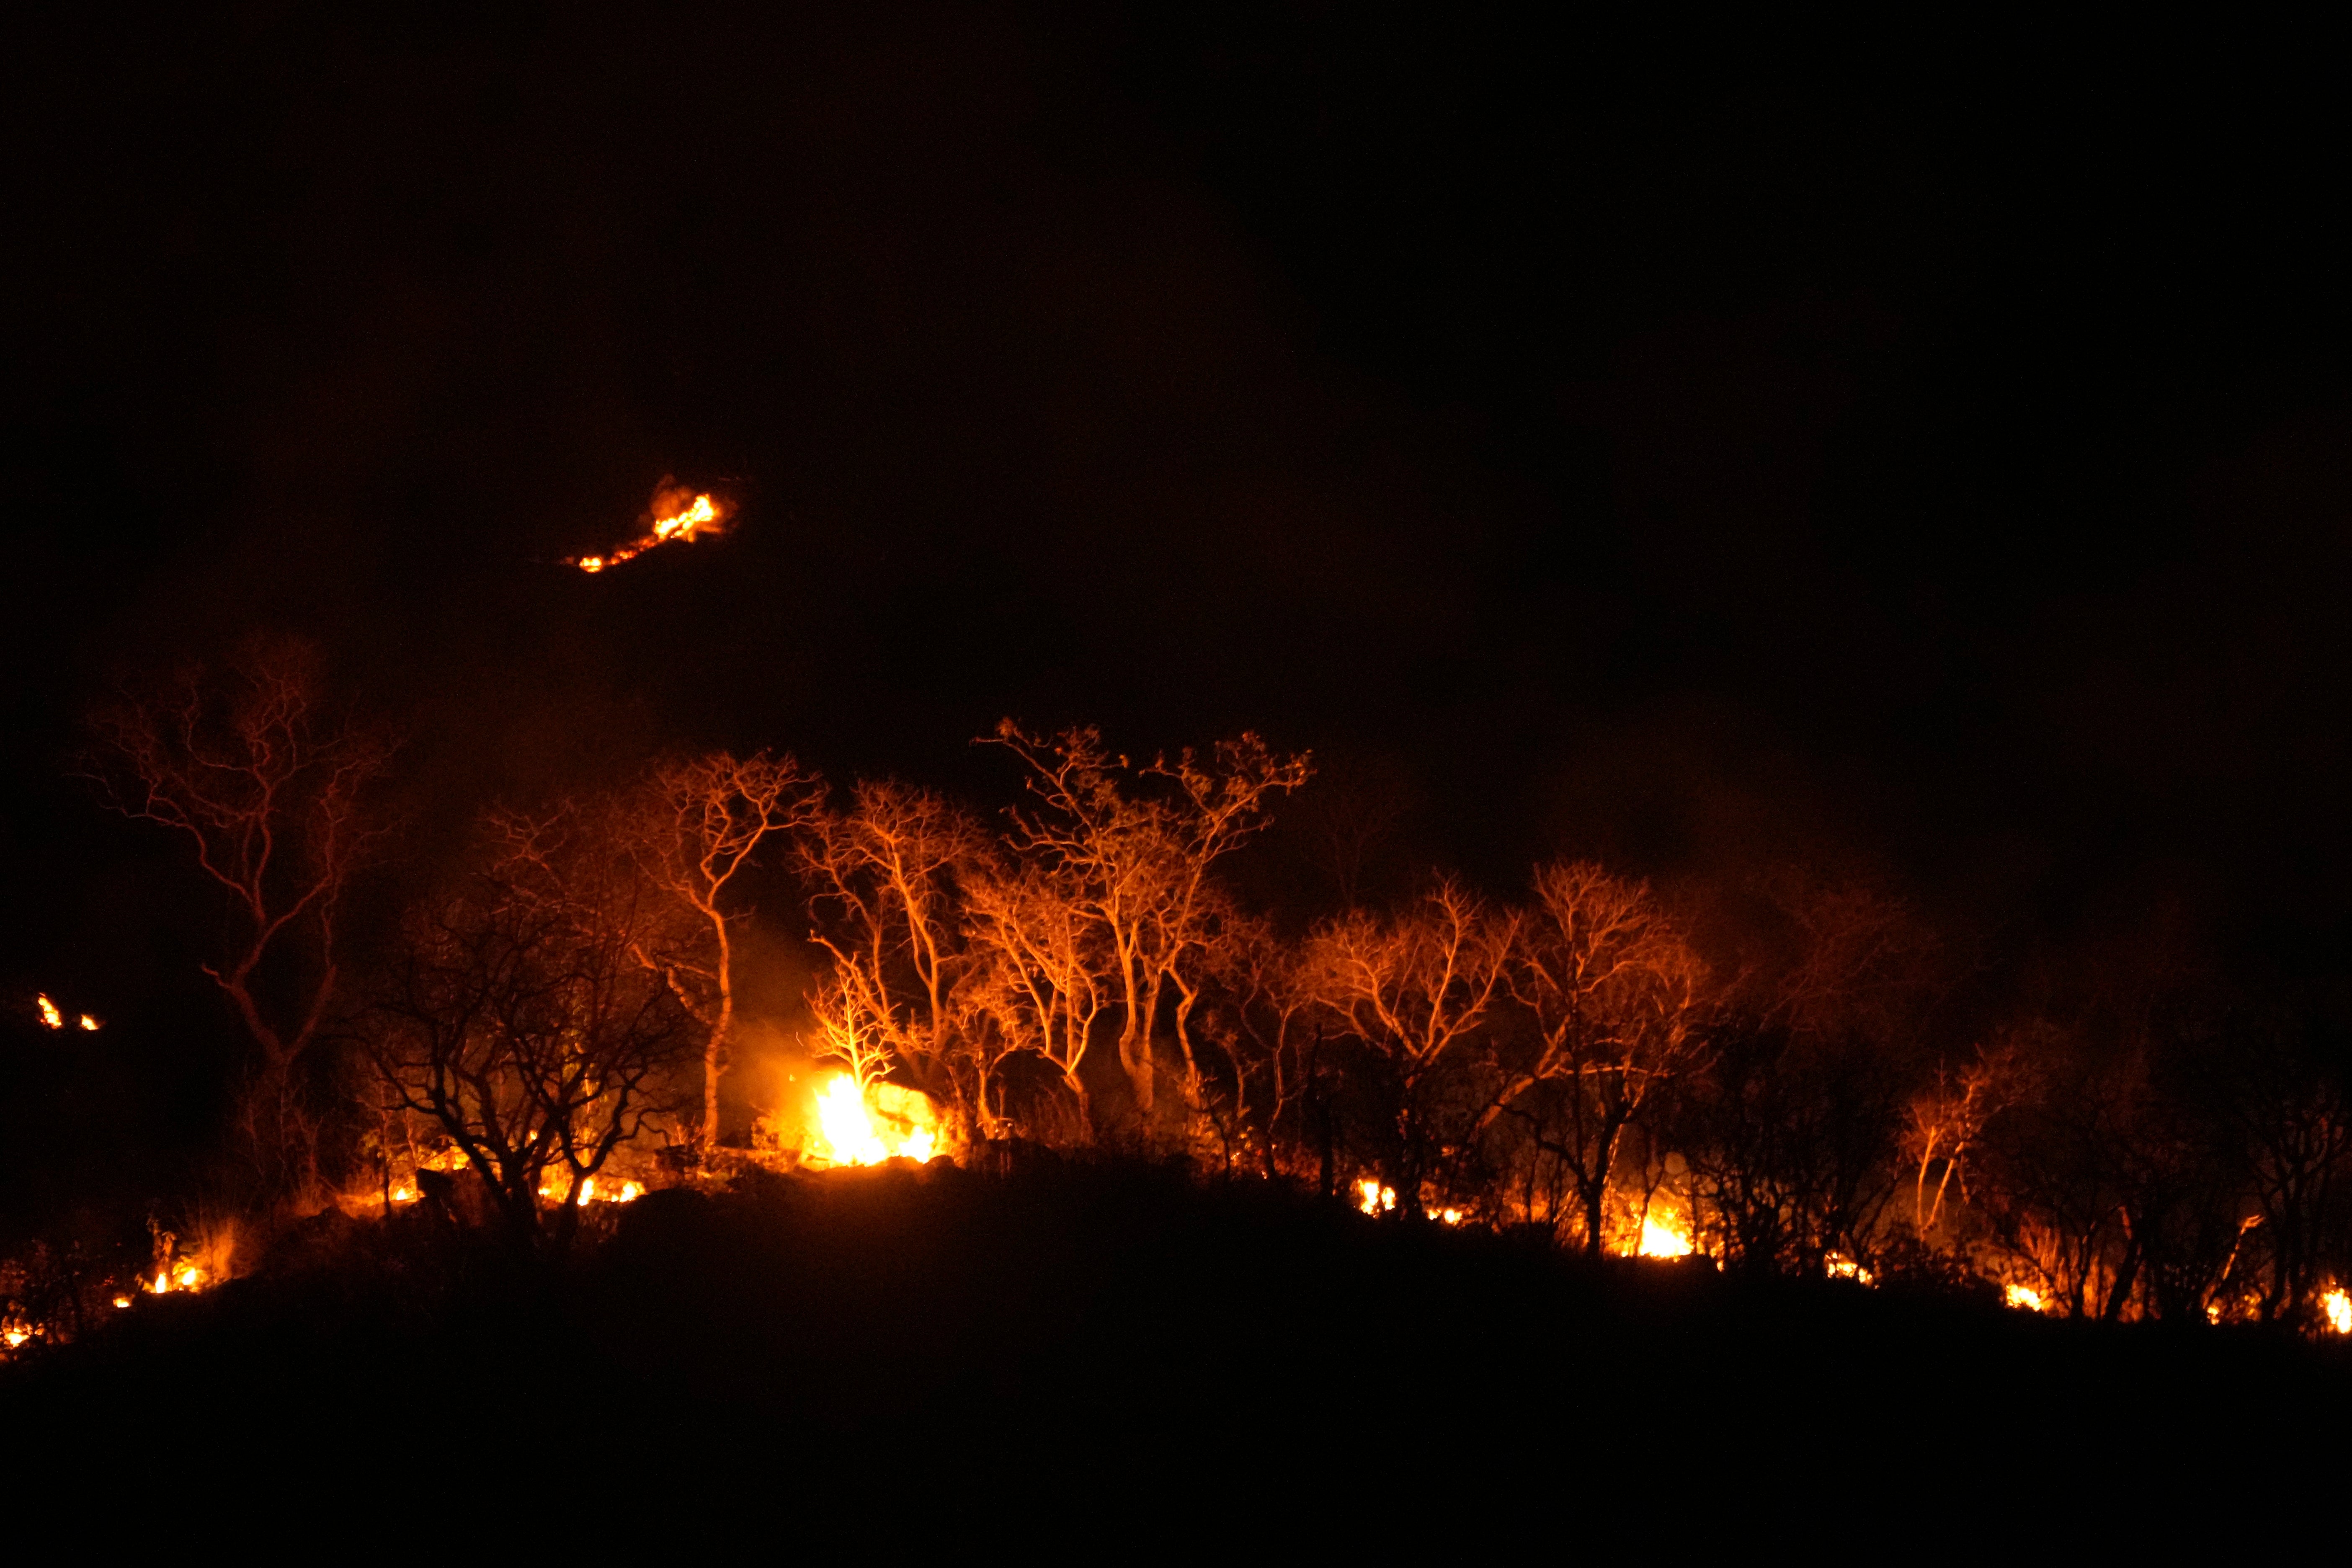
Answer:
[[2323, 1287, 2352, 1336], [35, 994, 62, 1029], [1355, 1178, 1397, 1215], [809, 1076, 935, 1166], [2004, 1283, 2047, 1313], [1638, 1215, 1694, 1259], [566, 481, 729, 574]]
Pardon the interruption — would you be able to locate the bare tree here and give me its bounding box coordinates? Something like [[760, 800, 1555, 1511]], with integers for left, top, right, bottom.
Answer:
[[1496, 860, 1706, 1255], [963, 860, 1114, 1136], [1300, 878, 1516, 1215], [800, 780, 990, 1124], [980, 723, 1308, 1130], [83, 634, 392, 1203], [370, 809, 698, 1248], [1192, 912, 1320, 1176], [1904, 1038, 2030, 1241], [630, 750, 821, 1148], [2228, 1049, 2352, 1328]]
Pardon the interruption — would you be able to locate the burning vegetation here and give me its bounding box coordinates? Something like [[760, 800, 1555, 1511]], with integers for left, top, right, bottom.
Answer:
[[10, 645, 2352, 1367], [566, 479, 729, 574]]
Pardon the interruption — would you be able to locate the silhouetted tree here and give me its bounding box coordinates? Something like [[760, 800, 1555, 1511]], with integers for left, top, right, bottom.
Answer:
[[83, 634, 393, 1207], [1495, 860, 1705, 1254], [1300, 878, 1514, 1216], [369, 809, 698, 1249]]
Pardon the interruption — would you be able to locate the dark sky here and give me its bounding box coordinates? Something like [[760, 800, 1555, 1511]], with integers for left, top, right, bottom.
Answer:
[[8, 5, 2352, 1003]]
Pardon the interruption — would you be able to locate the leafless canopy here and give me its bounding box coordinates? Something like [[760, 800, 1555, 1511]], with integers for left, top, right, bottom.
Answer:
[[371, 809, 699, 1246], [82, 634, 393, 1202]]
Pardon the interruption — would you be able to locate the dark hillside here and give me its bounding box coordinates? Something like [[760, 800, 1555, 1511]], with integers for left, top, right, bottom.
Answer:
[[8, 1161, 2343, 1529]]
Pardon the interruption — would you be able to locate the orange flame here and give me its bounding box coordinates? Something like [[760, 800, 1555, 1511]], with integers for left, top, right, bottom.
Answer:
[[532, 1169, 646, 1207], [2323, 1287, 2351, 1336], [77, 1013, 99, 1032], [35, 995, 62, 1030], [567, 480, 729, 574]]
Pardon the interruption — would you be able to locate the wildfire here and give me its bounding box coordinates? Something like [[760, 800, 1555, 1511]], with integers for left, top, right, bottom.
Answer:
[[2004, 1283, 2048, 1313], [534, 1171, 646, 1207], [147, 1264, 205, 1295], [810, 1076, 937, 1166], [31, 994, 100, 1030], [2323, 1287, 2352, 1336], [1355, 1178, 1397, 1215], [1638, 1214, 1695, 1259], [568, 480, 729, 574]]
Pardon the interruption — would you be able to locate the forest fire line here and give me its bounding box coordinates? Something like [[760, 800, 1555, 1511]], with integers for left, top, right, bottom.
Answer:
[[567, 482, 727, 573], [42, 663, 2352, 1342]]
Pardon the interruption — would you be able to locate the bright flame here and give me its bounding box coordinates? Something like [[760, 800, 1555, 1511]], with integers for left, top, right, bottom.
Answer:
[[35, 995, 62, 1029], [652, 493, 719, 541], [808, 1076, 939, 1166], [1, 1327, 27, 1349], [533, 1166, 644, 1206], [1638, 1215, 1694, 1259], [77, 1014, 99, 1031], [567, 482, 728, 573], [1826, 1251, 1873, 1284], [111, 1295, 132, 1310], [2323, 1287, 2351, 1335], [389, 1183, 418, 1204], [2004, 1283, 2047, 1313], [1355, 1178, 1397, 1215]]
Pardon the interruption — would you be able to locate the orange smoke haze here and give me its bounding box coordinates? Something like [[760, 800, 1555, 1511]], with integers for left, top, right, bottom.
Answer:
[[568, 478, 730, 573]]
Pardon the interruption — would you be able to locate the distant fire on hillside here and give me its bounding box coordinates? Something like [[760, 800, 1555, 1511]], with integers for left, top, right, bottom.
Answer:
[[566, 479, 730, 574]]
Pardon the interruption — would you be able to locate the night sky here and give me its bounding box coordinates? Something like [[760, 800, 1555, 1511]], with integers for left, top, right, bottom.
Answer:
[[9, 6, 2352, 1024]]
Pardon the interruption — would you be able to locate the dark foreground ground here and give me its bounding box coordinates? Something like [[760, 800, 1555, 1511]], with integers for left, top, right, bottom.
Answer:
[[9, 1159, 2347, 1538]]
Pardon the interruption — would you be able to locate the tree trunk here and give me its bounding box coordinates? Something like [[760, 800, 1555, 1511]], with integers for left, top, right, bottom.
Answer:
[[1581, 1179, 1608, 1257], [703, 909, 733, 1147]]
